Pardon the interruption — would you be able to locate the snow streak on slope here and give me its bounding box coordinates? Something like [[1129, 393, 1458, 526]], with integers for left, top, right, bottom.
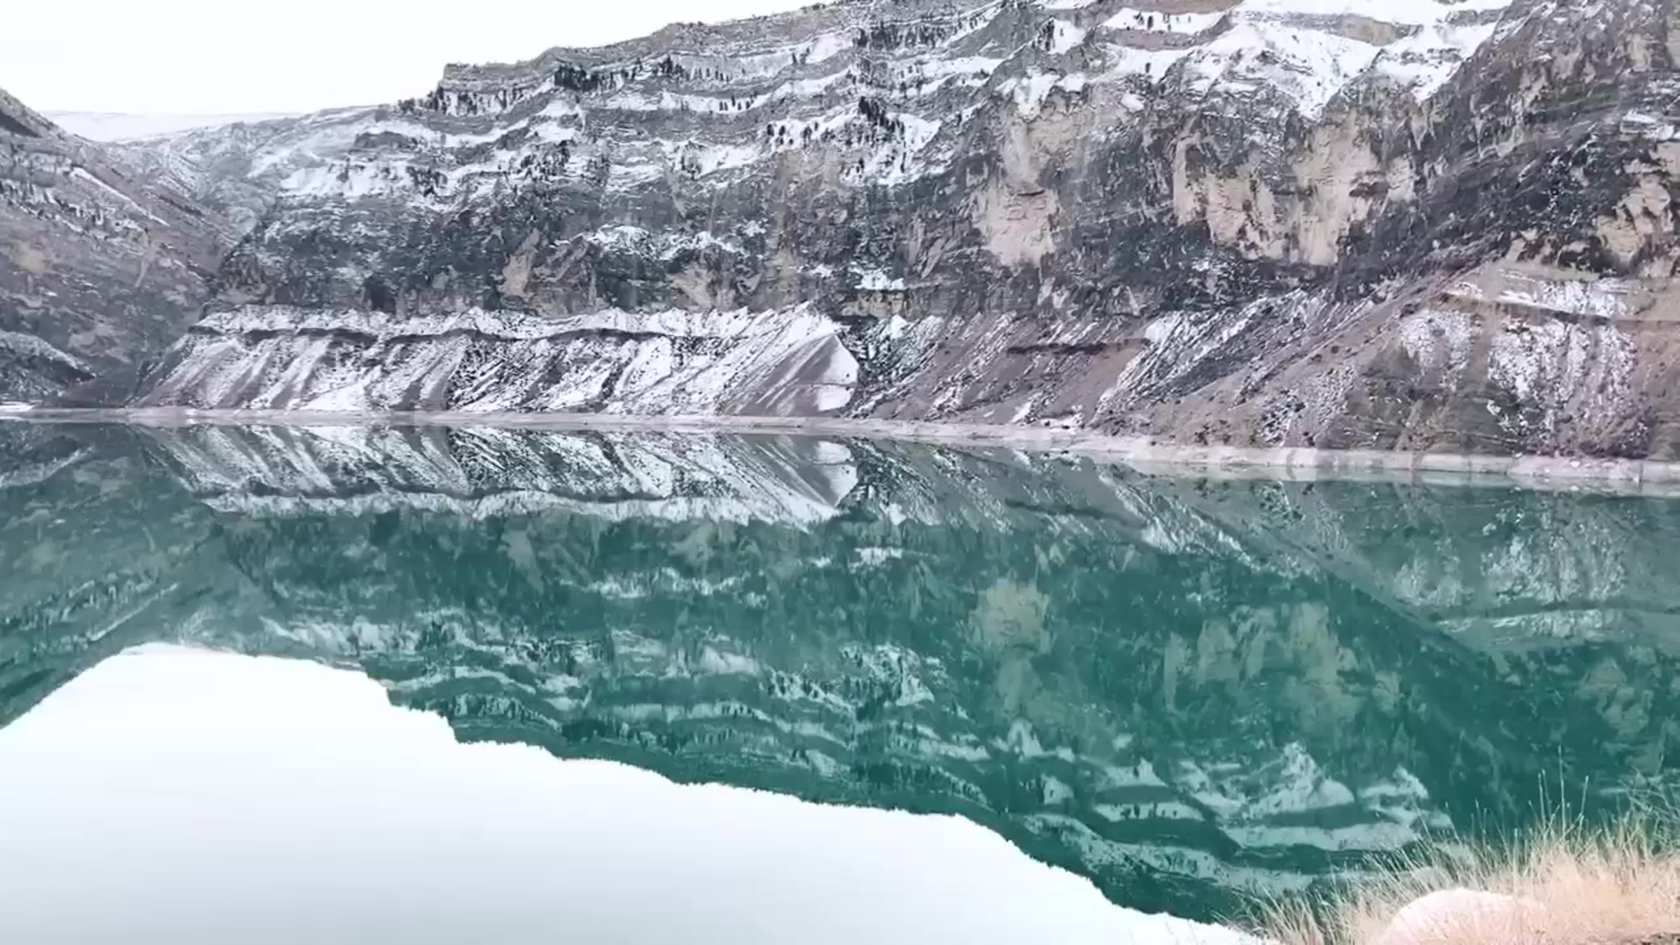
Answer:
[[137, 305, 860, 416]]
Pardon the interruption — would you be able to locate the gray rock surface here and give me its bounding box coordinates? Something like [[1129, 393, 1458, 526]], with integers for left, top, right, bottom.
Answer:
[[18, 0, 1680, 457], [0, 90, 226, 401]]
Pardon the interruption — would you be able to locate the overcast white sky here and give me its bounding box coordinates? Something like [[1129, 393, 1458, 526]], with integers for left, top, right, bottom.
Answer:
[[2, 0, 814, 115]]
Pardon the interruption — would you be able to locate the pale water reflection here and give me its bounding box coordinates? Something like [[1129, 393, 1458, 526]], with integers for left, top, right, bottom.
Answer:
[[0, 646, 1245, 945]]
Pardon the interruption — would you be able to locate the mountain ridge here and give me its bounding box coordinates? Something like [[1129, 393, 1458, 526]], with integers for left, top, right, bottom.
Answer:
[[8, 0, 1680, 458], [0, 89, 227, 400]]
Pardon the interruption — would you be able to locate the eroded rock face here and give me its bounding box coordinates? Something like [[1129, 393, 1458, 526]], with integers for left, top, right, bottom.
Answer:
[[0, 90, 226, 401], [31, 0, 1680, 456]]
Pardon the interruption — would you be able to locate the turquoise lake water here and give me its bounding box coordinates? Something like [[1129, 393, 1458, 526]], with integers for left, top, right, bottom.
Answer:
[[1, 421, 1676, 937]]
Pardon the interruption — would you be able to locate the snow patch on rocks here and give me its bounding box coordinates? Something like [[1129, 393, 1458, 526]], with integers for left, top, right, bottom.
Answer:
[[1376, 21, 1503, 101], [1045, 19, 1089, 54], [1399, 309, 1478, 379], [1487, 318, 1637, 440]]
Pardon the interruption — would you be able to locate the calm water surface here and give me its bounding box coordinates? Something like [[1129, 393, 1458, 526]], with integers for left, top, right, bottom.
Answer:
[[1, 421, 1677, 942]]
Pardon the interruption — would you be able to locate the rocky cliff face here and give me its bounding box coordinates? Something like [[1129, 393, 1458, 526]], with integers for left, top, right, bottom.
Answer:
[[0, 91, 226, 402], [2, 421, 1677, 919], [16, 0, 1680, 458]]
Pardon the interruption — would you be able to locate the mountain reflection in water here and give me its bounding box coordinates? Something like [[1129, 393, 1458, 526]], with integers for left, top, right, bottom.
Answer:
[[2, 646, 1248, 945], [1, 421, 1677, 927]]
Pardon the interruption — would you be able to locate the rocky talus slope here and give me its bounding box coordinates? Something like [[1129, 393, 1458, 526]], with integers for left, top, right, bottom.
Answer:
[[2, 422, 1677, 919], [0, 91, 225, 402]]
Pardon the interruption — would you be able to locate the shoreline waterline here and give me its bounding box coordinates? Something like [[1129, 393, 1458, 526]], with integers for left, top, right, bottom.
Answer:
[[11, 407, 1680, 494]]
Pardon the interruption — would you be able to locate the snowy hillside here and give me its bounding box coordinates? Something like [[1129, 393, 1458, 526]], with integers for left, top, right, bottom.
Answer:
[[10, 0, 1680, 460]]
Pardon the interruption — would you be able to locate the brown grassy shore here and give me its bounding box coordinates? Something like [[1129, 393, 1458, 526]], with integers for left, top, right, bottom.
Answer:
[[1259, 817, 1680, 945]]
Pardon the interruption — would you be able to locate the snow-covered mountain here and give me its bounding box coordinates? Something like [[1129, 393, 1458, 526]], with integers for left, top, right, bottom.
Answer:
[[106, 0, 1679, 456], [7, 0, 1680, 458]]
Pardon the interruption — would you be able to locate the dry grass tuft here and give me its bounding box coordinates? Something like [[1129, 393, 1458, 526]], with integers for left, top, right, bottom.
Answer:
[[1258, 813, 1680, 945]]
